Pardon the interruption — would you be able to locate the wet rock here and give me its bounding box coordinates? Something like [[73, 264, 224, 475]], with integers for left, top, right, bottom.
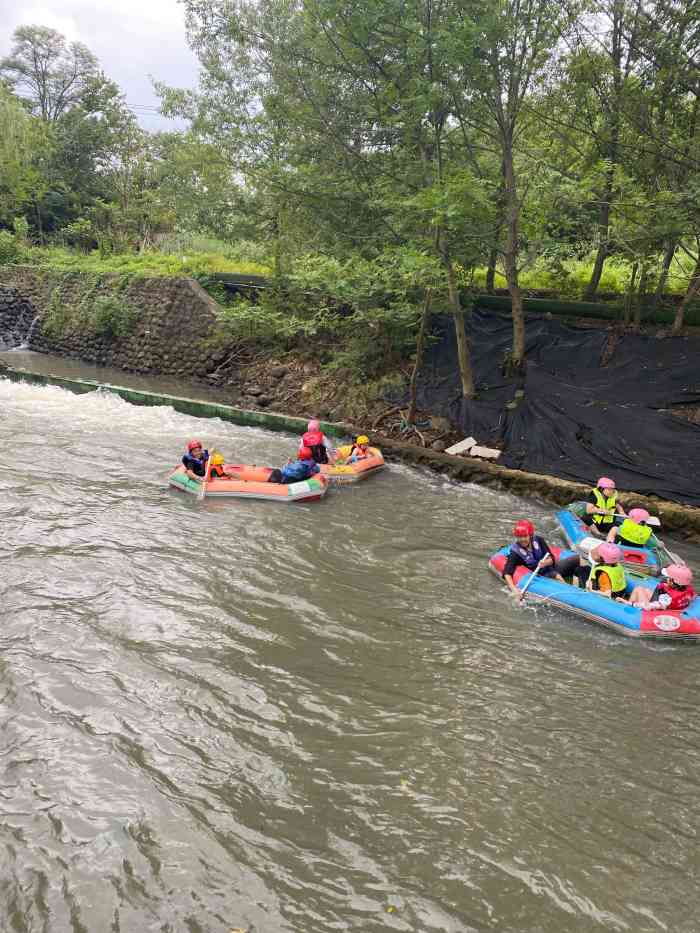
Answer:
[[247, 385, 264, 397], [271, 365, 288, 379], [256, 394, 272, 407], [431, 439, 448, 452]]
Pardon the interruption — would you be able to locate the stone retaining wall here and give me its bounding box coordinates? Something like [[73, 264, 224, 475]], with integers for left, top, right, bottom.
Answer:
[[0, 285, 38, 350], [0, 267, 228, 377]]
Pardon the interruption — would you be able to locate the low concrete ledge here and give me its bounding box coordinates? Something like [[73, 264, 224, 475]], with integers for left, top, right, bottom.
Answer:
[[3, 367, 348, 439]]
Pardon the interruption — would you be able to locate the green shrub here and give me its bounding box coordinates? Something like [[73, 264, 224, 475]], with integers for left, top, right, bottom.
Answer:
[[0, 229, 22, 264], [89, 295, 139, 337]]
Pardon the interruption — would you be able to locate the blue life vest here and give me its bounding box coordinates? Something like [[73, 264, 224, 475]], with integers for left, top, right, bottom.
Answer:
[[182, 449, 209, 476], [281, 460, 317, 483], [509, 537, 548, 570]]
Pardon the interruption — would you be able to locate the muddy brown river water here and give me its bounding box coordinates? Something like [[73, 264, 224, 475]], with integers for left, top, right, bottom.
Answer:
[[1, 355, 700, 933]]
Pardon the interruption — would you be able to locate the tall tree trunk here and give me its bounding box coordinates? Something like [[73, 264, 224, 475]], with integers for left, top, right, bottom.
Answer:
[[406, 289, 432, 424], [651, 240, 676, 311], [671, 250, 700, 335], [634, 262, 649, 326], [444, 256, 475, 398], [623, 262, 638, 324], [502, 138, 525, 369], [485, 244, 499, 293], [584, 184, 612, 301]]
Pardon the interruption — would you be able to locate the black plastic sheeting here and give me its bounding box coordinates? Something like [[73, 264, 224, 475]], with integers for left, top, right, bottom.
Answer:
[[409, 308, 700, 506]]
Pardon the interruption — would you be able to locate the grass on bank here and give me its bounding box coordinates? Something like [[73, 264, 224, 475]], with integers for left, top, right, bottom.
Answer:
[[26, 246, 270, 278]]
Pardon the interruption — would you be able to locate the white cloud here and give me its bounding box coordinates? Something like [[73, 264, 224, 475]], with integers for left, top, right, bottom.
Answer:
[[0, 0, 199, 129]]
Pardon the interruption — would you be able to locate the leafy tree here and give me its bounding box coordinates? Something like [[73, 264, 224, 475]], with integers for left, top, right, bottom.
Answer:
[[0, 25, 103, 122]]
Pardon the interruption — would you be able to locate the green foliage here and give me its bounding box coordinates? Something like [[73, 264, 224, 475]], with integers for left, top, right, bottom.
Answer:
[[89, 295, 139, 337], [0, 230, 24, 264], [22, 245, 269, 277]]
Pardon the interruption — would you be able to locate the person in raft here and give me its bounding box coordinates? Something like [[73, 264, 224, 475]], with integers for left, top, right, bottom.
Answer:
[[586, 542, 628, 599], [299, 419, 335, 464], [583, 477, 626, 535], [207, 452, 240, 481], [503, 520, 590, 599], [606, 507, 654, 547], [345, 435, 371, 462], [181, 439, 209, 481], [268, 446, 321, 484], [623, 564, 696, 610]]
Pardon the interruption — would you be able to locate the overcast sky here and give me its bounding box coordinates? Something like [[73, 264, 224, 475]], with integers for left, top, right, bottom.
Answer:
[[0, 0, 199, 129]]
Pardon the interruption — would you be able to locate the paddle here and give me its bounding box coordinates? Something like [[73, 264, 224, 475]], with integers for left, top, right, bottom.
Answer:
[[518, 558, 546, 602], [198, 449, 211, 501]]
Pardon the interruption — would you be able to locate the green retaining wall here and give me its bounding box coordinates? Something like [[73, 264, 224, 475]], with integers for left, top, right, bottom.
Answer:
[[2, 368, 348, 439]]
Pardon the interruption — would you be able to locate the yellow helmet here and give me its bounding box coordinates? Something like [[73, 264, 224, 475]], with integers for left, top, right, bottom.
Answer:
[[211, 452, 225, 466], [356, 435, 369, 445]]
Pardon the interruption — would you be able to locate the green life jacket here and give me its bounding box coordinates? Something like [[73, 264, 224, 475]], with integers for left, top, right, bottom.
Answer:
[[591, 488, 617, 526], [591, 563, 627, 596], [617, 518, 651, 546]]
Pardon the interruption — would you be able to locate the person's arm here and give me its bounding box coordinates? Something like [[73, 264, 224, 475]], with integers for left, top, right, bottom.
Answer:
[[616, 503, 626, 515], [606, 527, 618, 543], [502, 554, 522, 596]]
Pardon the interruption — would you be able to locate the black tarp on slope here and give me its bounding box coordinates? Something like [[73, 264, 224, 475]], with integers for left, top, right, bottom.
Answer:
[[410, 308, 700, 506]]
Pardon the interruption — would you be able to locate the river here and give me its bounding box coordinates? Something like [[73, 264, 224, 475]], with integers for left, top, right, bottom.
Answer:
[[1, 356, 700, 933]]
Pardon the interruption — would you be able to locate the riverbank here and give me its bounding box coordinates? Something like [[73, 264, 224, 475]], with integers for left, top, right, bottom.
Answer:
[[3, 358, 700, 543]]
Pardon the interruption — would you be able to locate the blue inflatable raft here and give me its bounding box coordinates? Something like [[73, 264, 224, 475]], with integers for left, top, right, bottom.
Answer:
[[489, 546, 700, 640]]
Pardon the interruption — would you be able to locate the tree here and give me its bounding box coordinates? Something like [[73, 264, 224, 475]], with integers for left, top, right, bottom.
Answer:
[[0, 25, 101, 122], [469, 0, 574, 368]]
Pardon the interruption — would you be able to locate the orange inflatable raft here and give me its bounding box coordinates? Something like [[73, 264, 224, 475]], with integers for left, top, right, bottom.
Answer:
[[168, 463, 329, 503], [318, 445, 385, 484]]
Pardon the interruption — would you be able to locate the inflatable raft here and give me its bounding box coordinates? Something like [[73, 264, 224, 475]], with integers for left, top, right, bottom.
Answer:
[[168, 464, 329, 503], [319, 446, 385, 484], [556, 503, 664, 576], [489, 545, 700, 640]]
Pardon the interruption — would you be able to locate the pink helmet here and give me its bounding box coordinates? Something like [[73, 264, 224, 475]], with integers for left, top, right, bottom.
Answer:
[[663, 564, 693, 586], [598, 543, 622, 563], [307, 419, 320, 432], [597, 477, 615, 490], [628, 508, 650, 524]]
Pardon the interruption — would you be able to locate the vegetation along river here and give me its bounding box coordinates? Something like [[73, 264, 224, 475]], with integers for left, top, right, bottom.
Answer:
[[2, 365, 700, 933]]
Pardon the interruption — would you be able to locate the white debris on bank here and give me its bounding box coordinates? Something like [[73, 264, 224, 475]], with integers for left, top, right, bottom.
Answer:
[[445, 436, 501, 460]]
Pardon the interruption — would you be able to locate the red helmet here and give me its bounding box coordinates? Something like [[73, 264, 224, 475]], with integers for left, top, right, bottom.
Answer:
[[298, 446, 314, 460], [187, 439, 203, 451], [513, 520, 535, 537]]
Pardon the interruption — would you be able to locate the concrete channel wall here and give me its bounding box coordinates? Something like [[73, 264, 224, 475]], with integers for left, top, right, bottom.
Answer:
[[4, 365, 700, 543]]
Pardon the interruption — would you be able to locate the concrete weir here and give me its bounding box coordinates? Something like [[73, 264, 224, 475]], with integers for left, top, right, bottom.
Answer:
[[5, 365, 700, 542]]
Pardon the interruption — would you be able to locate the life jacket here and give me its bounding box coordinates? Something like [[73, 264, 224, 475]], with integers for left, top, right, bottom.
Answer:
[[509, 536, 548, 571], [282, 460, 315, 483], [591, 488, 617, 526], [590, 563, 627, 597], [302, 430, 328, 464], [209, 464, 226, 480], [617, 518, 652, 546], [655, 581, 696, 611], [348, 444, 369, 460], [182, 450, 209, 477]]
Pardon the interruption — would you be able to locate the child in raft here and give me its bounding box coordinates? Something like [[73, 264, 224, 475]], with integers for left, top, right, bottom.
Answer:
[[268, 446, 320, 484], [299, 419, 335, 464], [180, 439, 209, 481], [606, 507, 656, 547], [623, 564, 696, 610], [345, 435, 371, 462], [586, 542, 628, 599], [207, 452, 240, 481]]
